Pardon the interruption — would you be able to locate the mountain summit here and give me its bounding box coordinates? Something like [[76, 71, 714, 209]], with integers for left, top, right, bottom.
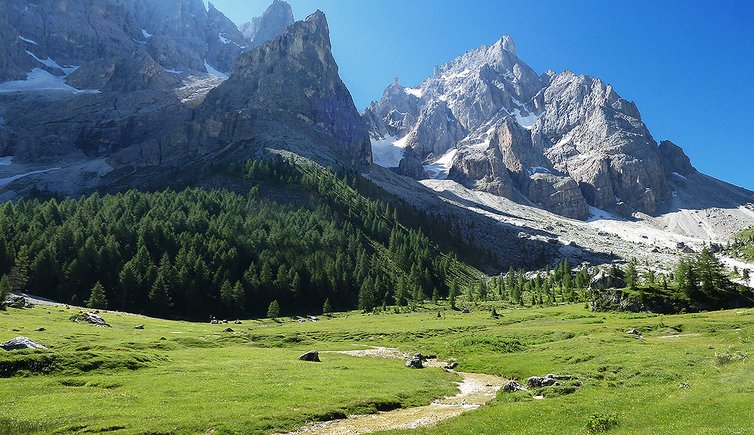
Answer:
[[365, 35, 722, 219], [239, 0, 296, 49]]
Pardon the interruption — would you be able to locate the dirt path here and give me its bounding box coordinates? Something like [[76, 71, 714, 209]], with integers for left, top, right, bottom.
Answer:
[[285, 347, 505, 435]]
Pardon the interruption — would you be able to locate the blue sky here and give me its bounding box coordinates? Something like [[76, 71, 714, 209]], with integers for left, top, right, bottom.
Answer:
[[207, 0, 754, 189]]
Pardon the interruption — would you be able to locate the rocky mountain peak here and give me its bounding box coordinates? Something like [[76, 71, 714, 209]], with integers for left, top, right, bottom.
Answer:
[[239, 0, 295, 49], [493, 34, 517, 55], [366, 34, 707, 219], [197, 9, 371, 167]]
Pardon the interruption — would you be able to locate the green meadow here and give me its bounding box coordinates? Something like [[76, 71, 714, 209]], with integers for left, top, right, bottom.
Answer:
[[2, 302, 753, 434]]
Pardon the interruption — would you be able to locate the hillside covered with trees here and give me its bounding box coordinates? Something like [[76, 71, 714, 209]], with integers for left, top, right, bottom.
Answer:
[[0, 159, 480, 319]]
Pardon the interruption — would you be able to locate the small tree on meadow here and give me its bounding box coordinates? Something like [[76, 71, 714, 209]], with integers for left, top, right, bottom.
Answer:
[[86, 282, 108, 309], [322, 298, 332, 315], [267, 300, 280, 319], [0, 275, 11, 307]]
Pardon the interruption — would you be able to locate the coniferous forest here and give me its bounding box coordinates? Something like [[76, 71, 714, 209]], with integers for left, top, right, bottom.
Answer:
[[0, 159, 477, 319]]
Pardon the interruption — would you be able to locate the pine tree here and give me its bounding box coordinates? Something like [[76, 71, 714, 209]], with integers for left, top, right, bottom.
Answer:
[[10, 245, 30, 292], [431, 288, 439, 304], [267, 300, 280, 319], [322, 298, 332, 315], [0, 275, 11, 306], [448, 279, 458, 310], [358, 277, 376, 312], [86, 282, 108, 309], [695, 248, 728, 296], [625, 259, 639, 291]]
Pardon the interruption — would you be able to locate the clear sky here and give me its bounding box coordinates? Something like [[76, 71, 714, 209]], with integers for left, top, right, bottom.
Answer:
[[206, 0, 754, 190]]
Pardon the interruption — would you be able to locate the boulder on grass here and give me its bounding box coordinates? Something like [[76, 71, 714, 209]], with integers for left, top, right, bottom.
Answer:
[[6, 296, 29, 309], [503, 380, 525, 392], [134, 325, 145, 330], [1, 336, 47, 351], [527, 376, 557, 388], [299, 350, 321, 362], [406, 353, 424, 369], [71, 312, 111, 327], [444, 362, 458, 370], [626, 328, 639, 335], [223, 328, 234, 333]]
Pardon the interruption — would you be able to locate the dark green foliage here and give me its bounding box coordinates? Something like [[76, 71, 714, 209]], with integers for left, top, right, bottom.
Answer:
[[0, 159, 472, 319], [0, 275, 10, 304], [86, 282, 108, 309], [267, 300, 280, 319], [10, 245, 30, 293], [322, 298, 332, 315], [586, 413, 619, 434]]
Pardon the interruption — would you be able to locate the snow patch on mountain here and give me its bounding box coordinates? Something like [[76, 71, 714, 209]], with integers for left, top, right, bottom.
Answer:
[[0, 69, 97, 94], [25, 51, 78, 75], [424, 148, 458, 179], [18, 36, 38, 45], [405, 87, 423, 98], [371, 135, 409, 168]]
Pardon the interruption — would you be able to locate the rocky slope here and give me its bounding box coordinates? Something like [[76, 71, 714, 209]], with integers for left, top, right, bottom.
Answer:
[[0, 1, 370, 196], [365, 35, 731, 220]]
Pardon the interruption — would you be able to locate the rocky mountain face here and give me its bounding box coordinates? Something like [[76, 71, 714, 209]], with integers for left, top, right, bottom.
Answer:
[[0, 0, 247, 84], [0, 1, 370, 194], [239, 0, 295, 49], [193, 11, 371, 168], [365, 36, 697, 219]]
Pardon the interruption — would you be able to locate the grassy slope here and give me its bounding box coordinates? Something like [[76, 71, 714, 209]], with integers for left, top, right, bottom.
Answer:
[[2, 302, 754, 434], [0, 307, 458, 434]]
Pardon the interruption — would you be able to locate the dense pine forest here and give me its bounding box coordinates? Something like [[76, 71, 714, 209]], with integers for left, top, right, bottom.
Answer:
[[0, 158, 479, 319]]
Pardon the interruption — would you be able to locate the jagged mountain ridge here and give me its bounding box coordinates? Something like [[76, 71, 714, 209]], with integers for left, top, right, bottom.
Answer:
[[0, 2, 371, 198], [365, 35, 741, 220]]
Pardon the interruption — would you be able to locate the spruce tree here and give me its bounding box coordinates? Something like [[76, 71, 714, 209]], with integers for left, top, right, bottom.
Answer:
[[448, 279, 458, 310], [267, 300, 280, 319], [625, 259, 639, 291], [322, 298, 332, 315], [86, 282, 108, 309], [0, 275, 11, 306], [10, 245, 30, 293]]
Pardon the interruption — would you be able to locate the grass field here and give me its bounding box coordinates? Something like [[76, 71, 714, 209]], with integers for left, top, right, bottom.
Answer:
[[2, 302, 753, 434]]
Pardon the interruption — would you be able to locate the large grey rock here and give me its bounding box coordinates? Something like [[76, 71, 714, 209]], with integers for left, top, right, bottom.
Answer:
[[5, 295, 30, 309], [526, 173, 589, 220], [72, 312, 110, 327], [527, 376, 557, 388], [405, 353, 424, 369], [1, 336, 47, 351], [589, 268, 626, 290], [503, 380, 525, 392], [240, 0, 295, 49], [299, 350, 321, 362]]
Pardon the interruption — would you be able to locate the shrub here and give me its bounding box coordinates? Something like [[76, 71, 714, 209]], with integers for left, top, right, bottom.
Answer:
[[586, 413, 619, 434]]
